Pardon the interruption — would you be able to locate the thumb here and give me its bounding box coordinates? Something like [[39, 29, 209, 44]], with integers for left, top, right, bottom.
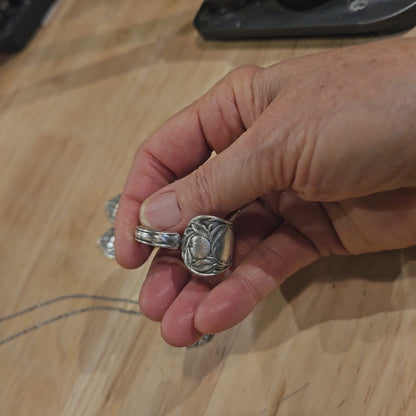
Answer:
[[139, 125, 291, 231]]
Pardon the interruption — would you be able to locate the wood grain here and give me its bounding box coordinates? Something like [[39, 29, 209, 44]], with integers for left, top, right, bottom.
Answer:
[[0, 1, 415, 414]]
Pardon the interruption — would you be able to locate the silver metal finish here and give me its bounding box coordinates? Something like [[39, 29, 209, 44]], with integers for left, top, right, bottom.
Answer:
[[182, 215, 234, 276], [133, 215, 234, 276], [95, 195, 217, 347], [106, 194, 120, 223], [98, 227, 116, 259], [188, 334, 214, 348], [134, 226, 181, 250], [0, 294, 214, 349], [97, 195, 120, 259]]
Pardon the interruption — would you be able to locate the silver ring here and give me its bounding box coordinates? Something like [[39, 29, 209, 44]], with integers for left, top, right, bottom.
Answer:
[[134, 226, 181, 250], [134, 215, 234, 276]]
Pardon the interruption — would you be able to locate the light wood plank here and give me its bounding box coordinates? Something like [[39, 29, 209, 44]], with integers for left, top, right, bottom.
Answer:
[[0, 1, 415, 414]]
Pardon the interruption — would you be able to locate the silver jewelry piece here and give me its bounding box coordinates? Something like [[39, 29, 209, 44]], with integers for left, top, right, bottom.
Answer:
[[188, 334, 214, 348], [106, 194, 121, 223], [134, 215, 234, 276], [96, 196, 215, 347], [182, 216, 234, 276], [134, 226, 182, 250], [98, 227, 116, 259], [97, 195, 120, 259]]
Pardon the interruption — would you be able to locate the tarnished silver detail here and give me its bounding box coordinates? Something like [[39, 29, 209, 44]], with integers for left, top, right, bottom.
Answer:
[[133, 215, 234, 276], [188, 334, 215, 348], [98, 227, 116, 259], [106, 194, 120, 223], [100, 196, 234, 278], [134, 226, 181, 250], [182, 215, 234, 276]]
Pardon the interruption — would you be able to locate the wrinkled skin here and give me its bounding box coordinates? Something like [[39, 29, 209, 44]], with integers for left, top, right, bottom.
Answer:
[[115, 38, 416, 347]]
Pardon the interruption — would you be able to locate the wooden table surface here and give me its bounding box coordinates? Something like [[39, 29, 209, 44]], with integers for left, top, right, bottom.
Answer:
[[0, 1, 415, 415]]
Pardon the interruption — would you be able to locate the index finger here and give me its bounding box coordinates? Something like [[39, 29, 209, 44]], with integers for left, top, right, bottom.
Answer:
[[115, 66, 261, 268]]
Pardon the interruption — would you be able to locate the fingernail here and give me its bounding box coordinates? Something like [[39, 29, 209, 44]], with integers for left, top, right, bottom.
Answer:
[[140, 192, 181, 229]]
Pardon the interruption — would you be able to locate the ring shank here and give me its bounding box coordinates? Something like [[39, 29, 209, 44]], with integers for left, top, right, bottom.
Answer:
[[134, 226, 181, 250]]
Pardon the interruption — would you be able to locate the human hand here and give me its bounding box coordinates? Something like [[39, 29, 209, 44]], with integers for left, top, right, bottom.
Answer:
[[115, 38, 416, 346]]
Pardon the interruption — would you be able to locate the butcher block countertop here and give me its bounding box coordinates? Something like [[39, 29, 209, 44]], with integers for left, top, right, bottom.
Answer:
[[0, 1, 415, 414]]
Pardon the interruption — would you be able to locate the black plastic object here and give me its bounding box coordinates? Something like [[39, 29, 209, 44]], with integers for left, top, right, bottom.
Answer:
[[194, 0, 416, 39], [0, 0, 58, 52]]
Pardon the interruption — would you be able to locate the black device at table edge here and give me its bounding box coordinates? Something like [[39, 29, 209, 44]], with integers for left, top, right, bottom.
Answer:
[[1, 0, 415, 52], [194, 0, 416, 40], [0, 0, 58, 52]]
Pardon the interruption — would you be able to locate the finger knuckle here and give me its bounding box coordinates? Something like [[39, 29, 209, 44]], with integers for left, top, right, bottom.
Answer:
[[226, 65, 262, 82], [233, 239, 254, 264], [259, 244, 282, 267], [237, 273, 264, 304], [257, 244, 286, 284], [185, 167, 214, 212]]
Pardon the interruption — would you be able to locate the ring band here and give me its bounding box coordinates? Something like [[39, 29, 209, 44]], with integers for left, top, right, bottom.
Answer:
[[134, 227, 181, 250], [134, 215, 234, 276]]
